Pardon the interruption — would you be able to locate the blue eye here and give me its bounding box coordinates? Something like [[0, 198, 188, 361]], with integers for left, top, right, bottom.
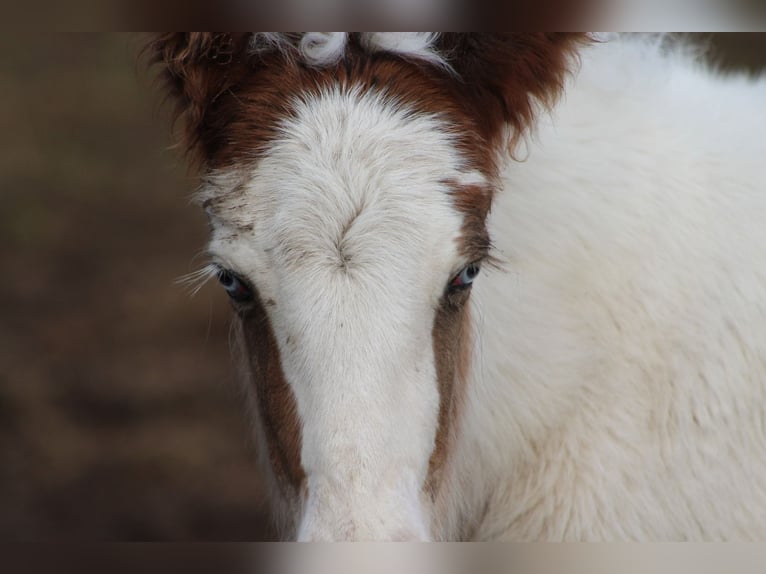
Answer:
[[449, 263, 480, 291], [217, 269, 253, 302]]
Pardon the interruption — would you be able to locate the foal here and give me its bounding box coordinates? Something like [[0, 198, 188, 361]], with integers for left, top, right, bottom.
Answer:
[[151, 33, 766, 540]]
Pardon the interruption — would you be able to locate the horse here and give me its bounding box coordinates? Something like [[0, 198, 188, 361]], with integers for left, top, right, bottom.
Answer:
[[149, 33, 766, 540]]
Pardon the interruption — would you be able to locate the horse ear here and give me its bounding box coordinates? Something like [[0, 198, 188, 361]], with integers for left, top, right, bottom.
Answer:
[[146, 33, 253, 162], [437, 33, 588, 148]]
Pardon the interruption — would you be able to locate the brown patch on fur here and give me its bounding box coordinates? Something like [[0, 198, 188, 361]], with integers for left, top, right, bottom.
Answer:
[[147, 33, 587, 173], [239, 293, 305, 493], [425, 182, 495, 496], [450, 183, 495, 262], [428, 291, 473, 498]]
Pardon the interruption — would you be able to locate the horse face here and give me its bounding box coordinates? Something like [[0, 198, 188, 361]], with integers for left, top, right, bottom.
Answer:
[[150, 33, 582, 539]]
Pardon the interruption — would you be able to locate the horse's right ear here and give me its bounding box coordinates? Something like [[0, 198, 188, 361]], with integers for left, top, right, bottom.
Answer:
[[436, 33, 588, 149], [146, 33, 253, 162]]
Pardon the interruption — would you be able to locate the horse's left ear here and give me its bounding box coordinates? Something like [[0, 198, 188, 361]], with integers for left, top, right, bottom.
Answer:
[[437, 33, 589, 148], [146, 33, 254, 163]]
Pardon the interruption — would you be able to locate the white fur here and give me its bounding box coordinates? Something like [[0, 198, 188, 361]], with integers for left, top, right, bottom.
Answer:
[[361, 32, 450, 70], [438, 37, 766, 540], [206, 35, 766, 540], [300, 33, 348, 66]]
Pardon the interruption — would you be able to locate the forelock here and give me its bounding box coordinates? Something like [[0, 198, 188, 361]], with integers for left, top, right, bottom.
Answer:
[[249, 32, 450, 71]]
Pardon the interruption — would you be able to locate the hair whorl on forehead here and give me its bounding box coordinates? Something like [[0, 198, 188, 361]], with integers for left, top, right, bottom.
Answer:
[[147, 33, 588, 166]]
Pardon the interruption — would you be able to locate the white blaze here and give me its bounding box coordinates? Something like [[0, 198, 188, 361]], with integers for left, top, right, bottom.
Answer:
[[206, 86, 475, 540]]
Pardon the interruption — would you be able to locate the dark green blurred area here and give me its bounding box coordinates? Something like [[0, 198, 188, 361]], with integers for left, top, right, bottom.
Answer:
[[0, 33, 764, 540]]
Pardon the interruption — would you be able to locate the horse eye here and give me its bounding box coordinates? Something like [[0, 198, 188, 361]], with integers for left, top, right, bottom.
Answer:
[[449, 263, 480, 291], [217, 269, 253, 302]]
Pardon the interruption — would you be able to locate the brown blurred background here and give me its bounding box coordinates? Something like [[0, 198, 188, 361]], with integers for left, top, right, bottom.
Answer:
[[0, 33, 764, 541]]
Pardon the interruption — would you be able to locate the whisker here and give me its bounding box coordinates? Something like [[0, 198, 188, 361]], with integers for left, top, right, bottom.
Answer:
[[175, 263, 220, 297]]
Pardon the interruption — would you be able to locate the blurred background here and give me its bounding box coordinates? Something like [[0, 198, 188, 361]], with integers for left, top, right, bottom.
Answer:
[[0, 33, 764, 540], [0, 33, 271, 540]]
